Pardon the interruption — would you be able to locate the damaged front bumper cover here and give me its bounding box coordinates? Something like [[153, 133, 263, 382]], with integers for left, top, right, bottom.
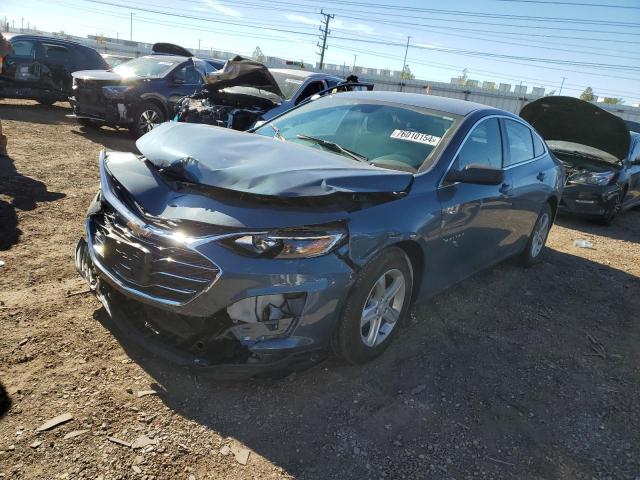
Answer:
[[70, 96, 133, 126], [558, 183, 621, 218]]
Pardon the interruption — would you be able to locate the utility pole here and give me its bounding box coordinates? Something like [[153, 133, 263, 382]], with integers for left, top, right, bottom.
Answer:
[[352, 54, 357, 70], [21, 17, 23, 33], [399, 35, 411, 92], [317, 10, 334, 70], [198, 39, 201, 52], [559, 76, 566, 95], [129, 12, 133, 41]]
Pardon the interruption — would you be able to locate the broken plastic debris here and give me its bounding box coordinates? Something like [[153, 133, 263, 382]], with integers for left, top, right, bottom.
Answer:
[[0, 259, 5, 268], [36, 413, 73, 431], [137, 390, 157, 398], [232, 446, 251, 465], [573, 239, 594, 249]]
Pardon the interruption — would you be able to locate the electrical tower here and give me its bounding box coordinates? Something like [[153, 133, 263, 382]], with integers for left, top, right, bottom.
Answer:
[[317, 10, 334, 70]]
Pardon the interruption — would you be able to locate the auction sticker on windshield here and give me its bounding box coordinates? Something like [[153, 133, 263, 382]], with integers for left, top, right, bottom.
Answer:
[[390, 130, 441, 146]]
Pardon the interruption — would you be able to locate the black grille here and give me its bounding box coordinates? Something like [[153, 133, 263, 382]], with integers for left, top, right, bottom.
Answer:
[[90, 204, 220, 304]]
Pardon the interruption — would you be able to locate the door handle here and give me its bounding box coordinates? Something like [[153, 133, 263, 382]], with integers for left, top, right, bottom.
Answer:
[[499, 183, 511, 195], [536, 172, 546, 181]]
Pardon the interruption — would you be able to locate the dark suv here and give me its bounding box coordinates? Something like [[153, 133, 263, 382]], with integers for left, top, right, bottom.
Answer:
[[0, 33, 107, 105], [70, 43, 225, 137]]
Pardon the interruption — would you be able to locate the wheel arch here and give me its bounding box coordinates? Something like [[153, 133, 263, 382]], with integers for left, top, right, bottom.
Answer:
[[392, 240, 425, 303], [138, 95, 169, 118], [547, 195, 559, 223]]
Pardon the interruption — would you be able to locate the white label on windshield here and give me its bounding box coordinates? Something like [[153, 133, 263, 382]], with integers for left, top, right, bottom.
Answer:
[[285, 78, 303, 85], [158, 62, 173, 65], [390, 129, 441, 146]]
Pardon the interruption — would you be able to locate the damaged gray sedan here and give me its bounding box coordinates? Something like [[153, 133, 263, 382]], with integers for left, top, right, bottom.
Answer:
[[75, 91, 563, 376]]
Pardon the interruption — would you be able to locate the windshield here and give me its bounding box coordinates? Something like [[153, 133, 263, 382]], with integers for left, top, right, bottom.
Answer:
[[255, 96, 458, 171], [270, 71, 306, 100], [113, 57, 181, 78]]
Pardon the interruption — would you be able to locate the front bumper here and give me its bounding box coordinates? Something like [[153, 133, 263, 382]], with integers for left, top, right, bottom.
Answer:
[[558, 183, 620, 219], [70, 95, 134, 126], [75, 207, 354, 375]]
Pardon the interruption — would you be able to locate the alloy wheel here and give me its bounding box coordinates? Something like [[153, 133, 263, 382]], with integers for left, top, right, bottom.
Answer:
[[139, 109, 161, 133], [531, 212, 550, 258], [360, 269, 406, 348]]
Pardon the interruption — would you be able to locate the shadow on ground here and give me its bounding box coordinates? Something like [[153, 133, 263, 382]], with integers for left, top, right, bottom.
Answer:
[[0, 101, 73, 125], [555, 209, 640, 244], [71, 127, 137, 153], [93, 248, 640, 479], [0, 155, 65, 250]]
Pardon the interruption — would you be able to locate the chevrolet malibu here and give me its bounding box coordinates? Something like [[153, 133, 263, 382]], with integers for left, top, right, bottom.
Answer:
[[75, 92, 563, 375]]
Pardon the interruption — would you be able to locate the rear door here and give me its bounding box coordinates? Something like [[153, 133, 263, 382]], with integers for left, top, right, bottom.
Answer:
[[436, 116, 513, 286], [37, 42, 75, 96], [502, 118, 552, 250]]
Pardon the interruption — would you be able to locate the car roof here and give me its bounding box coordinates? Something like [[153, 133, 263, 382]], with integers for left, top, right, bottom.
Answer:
[[3, 33, 91, 50], [331, 90, 502, 116]]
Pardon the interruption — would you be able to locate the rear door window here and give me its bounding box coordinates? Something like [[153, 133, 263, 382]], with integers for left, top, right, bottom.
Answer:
[[532, 131, 546, 157], [453, 118, 503, 171], [504, 119, 535, 166]]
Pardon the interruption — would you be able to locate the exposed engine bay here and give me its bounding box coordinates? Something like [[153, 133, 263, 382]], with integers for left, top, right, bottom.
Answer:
[[177, 85, 281, 131]]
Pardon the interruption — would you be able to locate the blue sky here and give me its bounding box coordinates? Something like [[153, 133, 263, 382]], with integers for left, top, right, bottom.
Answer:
[[2, 0, 639, 104]]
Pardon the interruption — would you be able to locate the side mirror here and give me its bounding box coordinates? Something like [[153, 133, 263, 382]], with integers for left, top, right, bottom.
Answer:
[[445, 163, 504, 185]]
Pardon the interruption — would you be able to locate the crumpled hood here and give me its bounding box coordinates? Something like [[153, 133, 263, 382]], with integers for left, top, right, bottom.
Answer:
[[520, 96, 630, 161], [203, 56, 284, 98], [72, 70, 137, 83], [136, 122, 414, 197]]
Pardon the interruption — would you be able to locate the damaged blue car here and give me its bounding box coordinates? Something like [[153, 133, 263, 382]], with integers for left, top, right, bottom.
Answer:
[[75, 91, 563, 376]]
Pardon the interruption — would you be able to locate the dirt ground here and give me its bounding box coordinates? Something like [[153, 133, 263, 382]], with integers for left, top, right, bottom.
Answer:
[[0, 99, 638, 480]]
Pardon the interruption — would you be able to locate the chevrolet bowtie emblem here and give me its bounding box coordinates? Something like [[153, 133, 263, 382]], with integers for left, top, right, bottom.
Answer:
[[127, 220, 153, 238]]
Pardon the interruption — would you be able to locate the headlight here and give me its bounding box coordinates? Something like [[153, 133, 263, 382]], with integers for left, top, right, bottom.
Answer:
[[223, 229, 347, 259], [568, 171, 615, 186], [101, 85, 134, 98]]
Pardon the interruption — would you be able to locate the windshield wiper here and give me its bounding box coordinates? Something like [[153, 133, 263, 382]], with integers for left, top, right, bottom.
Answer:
[[296, 134, 368, 163], [269, 123, 286, 141]]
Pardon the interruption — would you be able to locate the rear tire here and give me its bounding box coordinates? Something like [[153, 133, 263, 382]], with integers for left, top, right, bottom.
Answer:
[[36, 98, 55, 106], [332, 247, 413, 364], [521, 203, 552, 267], [129, 102, 165, 138]]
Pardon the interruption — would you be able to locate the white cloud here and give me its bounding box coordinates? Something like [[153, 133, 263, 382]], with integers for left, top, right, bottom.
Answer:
[[286, 14, 318, 26], [204, 0, 242, 18], [286, 14, 374, 35], [332, 19, 374, 35]]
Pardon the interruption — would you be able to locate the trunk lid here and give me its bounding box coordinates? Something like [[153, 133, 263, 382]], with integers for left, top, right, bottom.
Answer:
[[520, 96, 630, 162]]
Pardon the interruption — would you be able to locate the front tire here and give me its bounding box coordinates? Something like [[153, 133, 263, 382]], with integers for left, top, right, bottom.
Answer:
[[598, 189, 625, 226], [129, 102, 165, 138], [332, 247, 413, 364], [521, 203, 552, 267], [36, 98, 56, 106]]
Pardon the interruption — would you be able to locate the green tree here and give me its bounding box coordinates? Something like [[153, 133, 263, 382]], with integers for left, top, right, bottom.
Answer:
[[400, 64, 415, 80], [602, 97, 624, 105], [579, 87, 595, 102], [252, 46, 265, 64]]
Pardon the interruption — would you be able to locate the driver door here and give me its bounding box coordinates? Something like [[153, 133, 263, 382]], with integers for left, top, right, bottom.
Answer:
[[435, 117, 514, 287], [167, 62, 203, 106]]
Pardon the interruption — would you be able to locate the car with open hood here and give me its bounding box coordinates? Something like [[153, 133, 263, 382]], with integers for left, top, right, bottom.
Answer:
[[70, 43, 225, 137], [520, 96, 640, 224], [176, 56, 373, 131], [0, 33, 108, 105], [75, 91, 563, 377]]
